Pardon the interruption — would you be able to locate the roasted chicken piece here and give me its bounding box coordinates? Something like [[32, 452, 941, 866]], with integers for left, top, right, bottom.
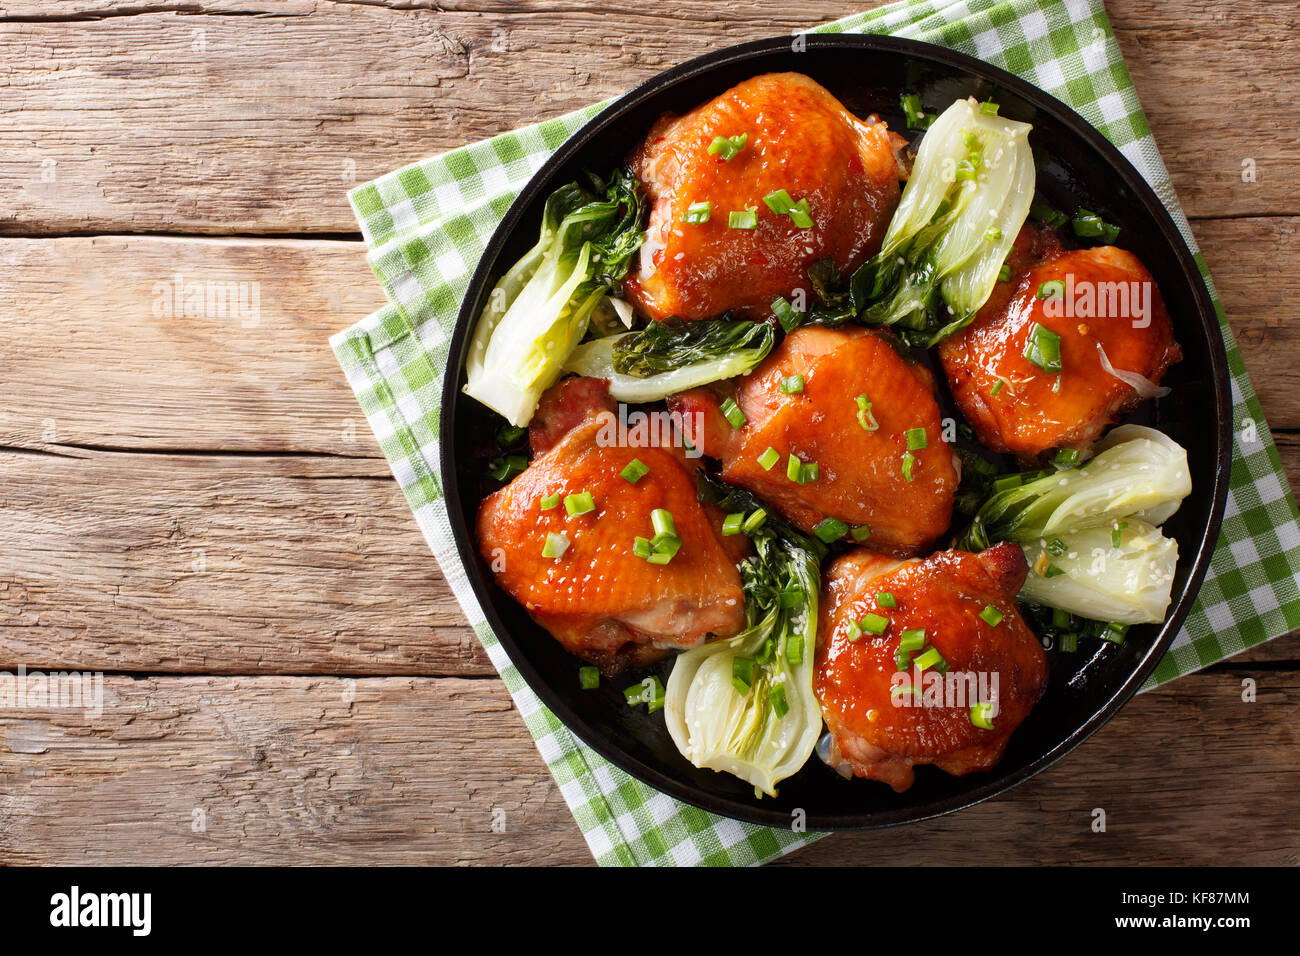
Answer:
[[624, 71, 904, 323], [477, 378, 747, 675], [815, 543, 1047, 793], [668, 326, 957, 556], [938, 224, 1181, 461]]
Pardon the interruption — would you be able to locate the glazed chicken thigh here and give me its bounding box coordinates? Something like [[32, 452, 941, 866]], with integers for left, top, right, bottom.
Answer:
[[669, 326, 957, 556], [477, 379, 747, 675], [815, 542, 1048, 792], [938, 224, 1181, 461], [624, 72, 904, 323]]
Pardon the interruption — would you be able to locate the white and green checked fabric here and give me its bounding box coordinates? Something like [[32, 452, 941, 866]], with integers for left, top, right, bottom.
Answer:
[[332, 0, 1300, 866]]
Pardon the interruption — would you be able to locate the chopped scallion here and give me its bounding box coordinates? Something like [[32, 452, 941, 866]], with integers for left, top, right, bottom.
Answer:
[[620, 458, 649, 484], [564, 491, 595, 516], [757, 446, 780, 471], [728, 207, 758, 230], [681, 200, 712, 224], [813, 517, 849, 543], [542, 532, 570, 559]]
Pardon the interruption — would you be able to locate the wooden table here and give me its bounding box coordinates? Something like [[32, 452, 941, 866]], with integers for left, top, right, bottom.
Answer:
[[1, 0, 1297, 866]]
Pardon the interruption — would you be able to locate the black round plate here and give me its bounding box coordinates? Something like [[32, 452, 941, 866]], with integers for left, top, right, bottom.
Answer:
[[439, 34, 1232, 829]]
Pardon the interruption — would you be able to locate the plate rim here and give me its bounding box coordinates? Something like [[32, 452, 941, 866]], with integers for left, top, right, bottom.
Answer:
[[438, 32, 1233, 830]]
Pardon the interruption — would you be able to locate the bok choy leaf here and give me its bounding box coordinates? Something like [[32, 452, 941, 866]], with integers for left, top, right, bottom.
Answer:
[[563, 317, 775, 404], [851, 98, 1036, 347], [959, 425, 1192, 624], [463, 169, 646, 426], [664, 474, 826, 796]]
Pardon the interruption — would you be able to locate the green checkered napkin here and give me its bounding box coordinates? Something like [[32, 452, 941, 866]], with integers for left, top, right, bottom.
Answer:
[[332, 0, 1300, 866]]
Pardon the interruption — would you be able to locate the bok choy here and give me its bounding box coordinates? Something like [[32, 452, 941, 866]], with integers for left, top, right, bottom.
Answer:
[[563, 317, 775, 404], [664, 474, 826, 796], [851, 97, 1036, 346], [463, 170, 646, 426], [960, 425, 1192, 624]]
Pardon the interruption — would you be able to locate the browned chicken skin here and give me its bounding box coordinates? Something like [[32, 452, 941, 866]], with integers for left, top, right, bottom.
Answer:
[[669, 326, 957, 556], [815, 543, 1047, 792], [624, 72, 904, 323], [477, 379, 748, 676], [938, 224, 1181, 461]]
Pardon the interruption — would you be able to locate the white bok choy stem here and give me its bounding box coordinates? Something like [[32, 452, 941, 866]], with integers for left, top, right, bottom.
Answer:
[[664, 475, 826, 796]]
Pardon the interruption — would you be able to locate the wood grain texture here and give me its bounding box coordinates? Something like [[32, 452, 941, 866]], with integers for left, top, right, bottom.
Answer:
[[0, 0, 1297, 866], [0, 448, 490, 675], [0, 669, 1294, 865], [0, 0, 1296, 235], [0, 218, 1295, 460], [0, 236, 387, 454]]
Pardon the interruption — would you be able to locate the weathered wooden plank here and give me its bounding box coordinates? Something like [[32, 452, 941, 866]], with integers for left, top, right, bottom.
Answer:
[[0, 236, 387, 454], [0, 669, 1294, 865], [0, 448, 490, 675], [1, 439, 1291, 676], [2, 218, 1295, 461], [0, 0, 1294, 235]]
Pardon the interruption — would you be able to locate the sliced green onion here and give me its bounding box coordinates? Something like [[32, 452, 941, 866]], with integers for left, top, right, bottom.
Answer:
[[970, 701, 996, 729], [771, 296, 803, 332], [1044, 563, 1066, 578], [1052, 447, 1081, 469], [719, 397, 746, 429], [998, 263, 1012, 282], [741, 508, 767, 534], [991, 378, 1005, 397], [681, 200, 712, 224], [732, 656, 754, 695], [651, 533, 681, 559], [787, 198, 813, 229], [876, 591, 897, 608], [851, 524, 872, 542], [801, 461, 819, 483], [780, 374, 805, 395], [846, 618, 863, 642], [721, 512, 745, 536], [905, 427, 929, 451], [497, 424, 528, 448], [900, 92, 935, 130], [901, 451, 916, 482], [757, 446, 780, 471], [728, 207, 758, 230], [1030, 202, 1069, 228], [646, 550, 674, 565], [785, 632, 804, 666], [895, 648, 912, 671], [564, 491, 595, 516], [787, 454, 804, 483], [1037, 279, 1065, 300], [487, 455, 528, 482], [542, 532, 570, 559], [540, 492, 561, 510], [707, 133, 747, 160], [1024, 321, 1063, 372], [769, 683, 789, 719], [979, 100, 1000, 116], [579, 666, 600, 690], [813, 517, 849, 543], [763, 189, 795, 214], [1051, 607, 1071, 628], [979, 605, 1004, 627], [913, 646, 946, 672], [899, 629, 926, 651], [651, 509, 675, 538], [621, 458, 649, 484], [992, 474, 1023, 493], [861, 613, 889, 636], [1060, 632, 1078, 653], [854, 394, 879, 432], [1103, 621, 1129, 644], [1071, 208, 1121, 243], [632, 536, 652, 559]]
